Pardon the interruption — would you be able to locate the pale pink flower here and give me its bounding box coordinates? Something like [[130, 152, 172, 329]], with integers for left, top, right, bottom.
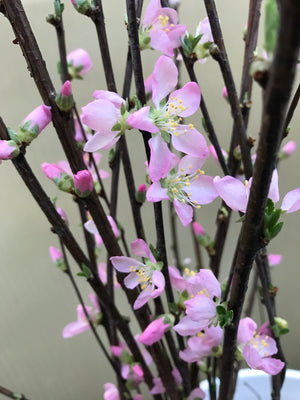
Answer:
[[82, 91, 127, 152], [187, 387, 206, 400], [150, 378, 165, 395], [141, 0, 186, 57], [62, 294, 100, 338], [127, 56, 207, 158], [179, 324, 223, 363], [56, 207, 69, 225], [281, 140, 296, 156], [237, 317, 285, 375], [146, 135, 218, 226], [111, 239, 165, 310], [268, 254, 282, 267], [49, 246, 63, 262], [84, 215, 119, 246]]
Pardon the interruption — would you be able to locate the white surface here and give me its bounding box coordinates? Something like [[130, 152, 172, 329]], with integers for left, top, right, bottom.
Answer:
[[200, 369, 300, 399]]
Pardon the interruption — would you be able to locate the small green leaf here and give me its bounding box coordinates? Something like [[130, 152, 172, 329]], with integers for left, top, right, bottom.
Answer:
[[78, 263, 92, 279], [111, 122, 121, 132], [168, 302, 179, 314], [149, 244, 160, 261]]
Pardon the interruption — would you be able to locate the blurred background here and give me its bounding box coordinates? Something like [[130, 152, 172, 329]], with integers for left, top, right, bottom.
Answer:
[[0, 0, 299, 399]]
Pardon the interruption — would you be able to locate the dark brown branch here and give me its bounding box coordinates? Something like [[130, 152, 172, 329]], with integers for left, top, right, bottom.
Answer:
[[0, 385, 30, 400]]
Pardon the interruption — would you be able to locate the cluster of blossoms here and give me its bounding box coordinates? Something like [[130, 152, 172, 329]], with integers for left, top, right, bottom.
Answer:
[[31, 1, 300, 398]]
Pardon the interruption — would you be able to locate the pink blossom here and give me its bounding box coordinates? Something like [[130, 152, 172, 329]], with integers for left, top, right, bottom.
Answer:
[[214, 169, 279, 213], [73, 170, 94, 196], [268, 254, 282, 267], [127, 56, 207, 158], [103, 383, 119, 400], [209, 145, 228, 164], [97, 262, 120, 289], [67, 48, 93, 78], [179, 324, 223, 362], [0, 140, 19, 164], [281, 140, 296, 156], [237, 317, 285, 375], [61, 80, 72, 97], [110, 239, 165, 310], [146, 135, 218, 226], [21, 105, 52, 135], [174, 269, 221, 336], [141, 0, 186, 57], [49, 246, 63, 262], [139, 318, 170, 346], [82, 91, 127, 152]]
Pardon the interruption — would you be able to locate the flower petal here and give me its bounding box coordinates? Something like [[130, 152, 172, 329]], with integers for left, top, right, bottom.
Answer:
[[169, 82, 201, 118], [131, 239, 156, 263], [173, 198, 193, 226], [281, 187, 300, 213], [152, 56, 178, 108], [147, 182, 169, 202], [127, 106, 159, 133], [214, 175, 248, 212], [187, 175, 219, 205], [110, 256, 144, 273], [81, 99, 119, 132], [171, 125, 209, 158]]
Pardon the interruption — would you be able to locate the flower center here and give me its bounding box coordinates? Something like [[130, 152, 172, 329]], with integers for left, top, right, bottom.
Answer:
[[129, 260, 158, 291], [167, 167, 205, 208], [158, 14, 169, 27]]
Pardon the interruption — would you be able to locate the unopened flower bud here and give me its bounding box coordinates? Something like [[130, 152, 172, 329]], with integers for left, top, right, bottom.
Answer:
[[135, 183, 147, 203], [49, 246, 67, 272], [192, 221, 205, 236], [0, 140, 20, 164], [42, 162, 73, 192], [66, 48, 93, 79], [70, 0, 92, 14], [222, 86, 228, 101], [18, 105, 52, 143], [73, 170, 94, 197], [282, 141, 296, 157], [55, 80, 74, 111], [274, 317, 288, 330], [139, 317, 170, 346]]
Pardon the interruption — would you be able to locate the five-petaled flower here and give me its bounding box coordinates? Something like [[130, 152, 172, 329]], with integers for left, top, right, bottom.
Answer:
[[127, 55, 208, 158], [110, 239, 165, 310]]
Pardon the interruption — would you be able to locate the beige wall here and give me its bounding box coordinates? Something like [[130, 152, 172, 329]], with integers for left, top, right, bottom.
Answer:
[[0, 1, 299, 399]]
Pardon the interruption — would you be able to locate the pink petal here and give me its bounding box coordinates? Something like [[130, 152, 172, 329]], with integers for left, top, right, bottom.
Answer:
[[133, 289, 152, 310], [177, 155, 206, 174], [167, 24, 187, 48], [92, 90, 124, 108], [148, 134, 179, 182], [143, 0, 161, 27], [214, 175, 248, 212], [168, 266, 189, 293], [187, 175, 219, 205], [146, 182, 169, 202], [171, 125, 209, 158], [268, 169, 280, 204], [152, 56, 178, 108], [139, 318, 169, 345], [149, 29, 174, 57], [257, 357, 285, 375], [124, 272, 140, 289], [281, 187, 300, 213], [84, 131, 118, 152], [187, 387, 206, 400], [173, 198, 193, 226], [185, 295, 217, 322], [237, 317, 257, 344], [81, 99, 119, 132], [169, 82, 201, 118], [110, 256, 144, 273], [151, 270, 165, 298], [131, 239, 156, 263], [174, 316, 209, 336], [127, 106, 159, 133]]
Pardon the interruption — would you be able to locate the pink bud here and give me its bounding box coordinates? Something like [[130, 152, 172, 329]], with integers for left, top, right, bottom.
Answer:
[[22, 105, 52, 134], [74, 118, 85, 142], [67, 48, 93, 76], [192, 221, 205, 236], [70, 0, 75, 4], [73, 170, 94, 195], [222, 86, 228, 99], [49, 246, 63, 262], [104, 383, 119, 400], [61, 80, 72, 97], [138, 184, 147, 193], [282, 140, 296, 156], [0, 140, 19, 162], [42, 162, 65, 180], [132, 364, 143, 378], [268, 254, 282, 267], [139, 318, 169, 346]]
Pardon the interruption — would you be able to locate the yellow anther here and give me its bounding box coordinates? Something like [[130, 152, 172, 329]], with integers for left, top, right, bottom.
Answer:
[[189, 123, 194, 129], [196, 205, 201, 209], [165, 28, 169, 32], [245, 180, 249, 188], [181, 199, 186, 203], [188, 193, 192, 196]]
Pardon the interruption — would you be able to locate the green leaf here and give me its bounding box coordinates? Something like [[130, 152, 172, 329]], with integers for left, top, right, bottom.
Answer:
[[111, 122, 121, 132], [216, 305, 233, 328], [77, 263, 92, 279], [149, 244, 160, 261], [168, 302, 179, 314], [264, 0, 279, 54]]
